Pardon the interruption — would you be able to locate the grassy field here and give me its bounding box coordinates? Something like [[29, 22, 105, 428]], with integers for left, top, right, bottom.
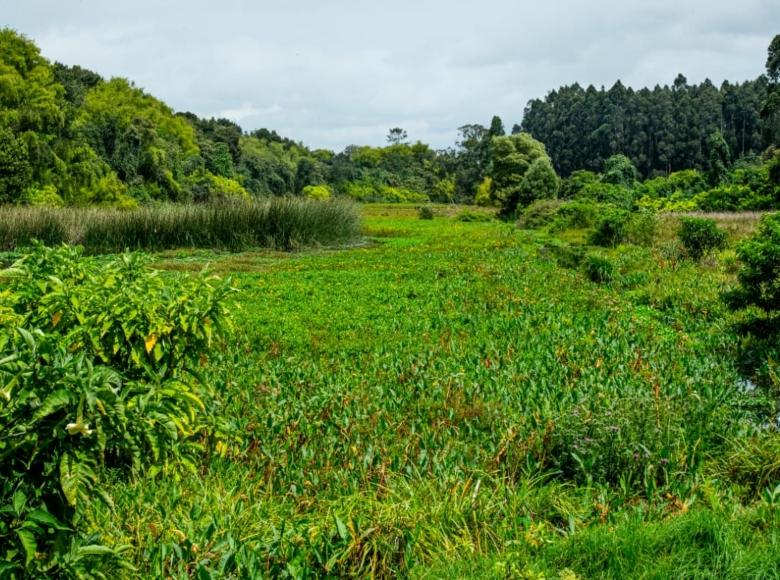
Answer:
[[79, 204, 780, 578]]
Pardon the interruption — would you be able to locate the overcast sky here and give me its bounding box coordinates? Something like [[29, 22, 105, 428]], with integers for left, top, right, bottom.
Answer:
[[2, 0, 777, 150]]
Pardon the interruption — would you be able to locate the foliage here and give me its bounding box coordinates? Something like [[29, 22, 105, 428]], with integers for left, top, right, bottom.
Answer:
[[490, 132, 553, 217], [625, 210, 659, 247], [584, 253, 616, 284], [517, 199, 564, 229], [302, 184, 333, 200], [518, 157, 559, 206], [417, 205, 434, 220], [726, 212, 780, 319], [454, 209, 494, 222], [522, 76, 767, 177], [0, 244, 232, 576], [589, 207, 631, 246], [678, 217, 727, 260], [603, 154, 639, 187]]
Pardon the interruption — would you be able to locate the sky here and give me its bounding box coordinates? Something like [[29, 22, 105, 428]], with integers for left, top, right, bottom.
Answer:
[[2, 0, 777, 151]]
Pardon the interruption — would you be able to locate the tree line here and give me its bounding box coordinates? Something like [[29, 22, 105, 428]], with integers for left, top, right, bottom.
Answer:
[[1, 27, 778, 212]]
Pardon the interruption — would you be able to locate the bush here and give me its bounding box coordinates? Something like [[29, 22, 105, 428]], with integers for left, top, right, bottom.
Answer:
[[678, 217, 727, 260], [589, 207, 631, 247], [575, 182, 635, 210], [302, 184, 332, 200], [726, 212, 780, 319], [517, 199, 563, 229], [517, 158, 559, 208], [342, 181, 429, 203], [625, 210, 658, 247], [584, 253, 616, 284], [0, 245, 233, 575], [455, 210, 493, 223], [603, 154, 639, 188], [551, 201, 600, 231], [418, 206, 435, 220]]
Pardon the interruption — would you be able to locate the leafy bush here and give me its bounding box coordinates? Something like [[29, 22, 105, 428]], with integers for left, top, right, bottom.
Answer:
[[517, 158, 559, 208], [726, 212, 780, 321], [417, 206, 435, 220], [0, 245, 233, 575], [302, 184, 333, 200], [559, 170, 599, 199], [602, 154, 639, 188], [625, 210, 658, 247], [517, 199, 563, 229], [678, 217, 726, 260], [589, 207, 631, 247], [584, 253, 616, 284], [575, 182, 635, 210], [342, 181, 428, 203], [455, 210, 493, 223], [551, 201, 600, 231], [693, 184, 773, 211]]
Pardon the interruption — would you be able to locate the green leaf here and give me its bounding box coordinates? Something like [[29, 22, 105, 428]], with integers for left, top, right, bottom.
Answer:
[[333, 514, 348, 541], [17, 528, 36, 566], [27, 509, 70, 531], [33, 389, 71, 422], [13, 490, 26, 515], [77, 544, 116, 556]]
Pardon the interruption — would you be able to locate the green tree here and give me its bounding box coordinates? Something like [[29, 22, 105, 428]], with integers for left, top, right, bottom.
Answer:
[[489, 132, 551, 217], [602, 154, 638, 187], [763, 34, 780, 146], [518, 157, 559, 207], [0, 127, 31, 202], [705, 130, 731, 185], [386, 127, 408, 145], [726, 212, 780, 333]]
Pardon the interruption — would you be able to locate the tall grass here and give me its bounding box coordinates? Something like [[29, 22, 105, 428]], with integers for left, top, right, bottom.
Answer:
[[0, 198, 361, 253]]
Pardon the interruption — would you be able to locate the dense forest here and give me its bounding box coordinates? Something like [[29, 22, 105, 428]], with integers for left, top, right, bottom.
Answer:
[[1, 28, 779, 215]]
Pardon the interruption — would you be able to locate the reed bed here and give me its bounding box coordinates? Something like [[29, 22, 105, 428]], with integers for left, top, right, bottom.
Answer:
[[0, 198, 361, 253]]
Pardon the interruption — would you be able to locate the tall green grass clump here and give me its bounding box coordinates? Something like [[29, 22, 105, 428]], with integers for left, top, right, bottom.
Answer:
[[0, 199, 361, 253], [0, 207, 70, 249]]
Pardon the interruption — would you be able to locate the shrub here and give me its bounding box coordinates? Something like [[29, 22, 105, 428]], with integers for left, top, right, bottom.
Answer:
[[0, 245, 233, 575], [726, 212, 780, 319], [678, 217, 727, 260], [342, 181, 429, 203], [603, 154, 639, 188], [302, 184, 332, 200], [517, 157, 559, 208], [551, 201, 600, 231], [517, 199, 563, 229], [693, 184, 773, 211], [575, 182, 635, 210], [417, 206, 435, 220], [625, 210, 658, 247], [584, 253, 616, 284], [455, 210, 493, 223], [559, 170, 599, 199], [589, 207, 631, 247], [474, 177, 493, 206]]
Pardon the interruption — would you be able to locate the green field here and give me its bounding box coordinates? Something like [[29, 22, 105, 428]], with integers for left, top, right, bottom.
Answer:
[[47, 204, 770, 578]]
